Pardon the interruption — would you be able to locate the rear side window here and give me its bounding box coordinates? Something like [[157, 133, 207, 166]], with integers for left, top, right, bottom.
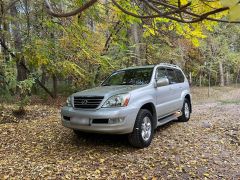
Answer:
[[166, 68, 178, 84], [175, 69, 185, 83]]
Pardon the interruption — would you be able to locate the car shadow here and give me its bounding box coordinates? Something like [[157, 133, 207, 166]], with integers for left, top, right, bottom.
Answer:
[[62, 131, 138, 152], [73, 132, 130, 147], [155, 120, 176, 133], [61, 120, 178, 150]]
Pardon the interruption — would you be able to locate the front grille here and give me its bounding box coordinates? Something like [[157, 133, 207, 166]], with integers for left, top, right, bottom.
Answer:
[[74, 96, 104, 109], [92, 119, 109, 124]]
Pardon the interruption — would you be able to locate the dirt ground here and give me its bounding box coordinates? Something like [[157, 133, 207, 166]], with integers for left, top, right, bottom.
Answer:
[[0, 87, 239, 179]]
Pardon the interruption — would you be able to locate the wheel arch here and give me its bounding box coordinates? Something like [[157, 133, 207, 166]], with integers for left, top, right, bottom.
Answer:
[[139, 103, 157, 129], [184, 94, 192, 113]]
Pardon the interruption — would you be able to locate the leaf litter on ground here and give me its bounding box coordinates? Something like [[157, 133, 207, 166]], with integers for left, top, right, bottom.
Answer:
[[0, 87, 239, 179]]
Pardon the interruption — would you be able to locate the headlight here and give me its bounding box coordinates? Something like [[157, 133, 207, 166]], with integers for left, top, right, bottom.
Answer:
[[66, 96, 72, 107], [102, 94, 130, 108]]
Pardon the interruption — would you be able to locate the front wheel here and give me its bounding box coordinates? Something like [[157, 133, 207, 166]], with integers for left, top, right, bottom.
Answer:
[[128, 109, 154, 148], [178, 98, 191, 122]]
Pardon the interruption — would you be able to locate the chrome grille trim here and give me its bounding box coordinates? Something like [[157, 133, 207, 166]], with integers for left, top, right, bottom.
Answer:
[[73, 96, 104, 109]]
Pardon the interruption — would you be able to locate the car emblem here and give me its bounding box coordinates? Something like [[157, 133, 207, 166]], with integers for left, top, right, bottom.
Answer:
[[81, 100, 88, 104]]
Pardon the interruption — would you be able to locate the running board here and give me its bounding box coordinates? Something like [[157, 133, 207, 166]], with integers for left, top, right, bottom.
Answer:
[[157, 111, 182, 126]]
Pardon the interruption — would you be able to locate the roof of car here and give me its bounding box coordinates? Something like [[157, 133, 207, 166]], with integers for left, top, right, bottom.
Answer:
[[119, 63, 180, 71], [120, 65, 155, 71]]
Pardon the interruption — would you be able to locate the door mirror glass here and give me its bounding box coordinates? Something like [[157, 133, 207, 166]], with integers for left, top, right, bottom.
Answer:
[[156, 77, 169, 87]]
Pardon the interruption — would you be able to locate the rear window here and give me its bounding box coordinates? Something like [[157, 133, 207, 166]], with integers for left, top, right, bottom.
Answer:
[[175, 69, 185, 83], [166, 68, 178, 84]]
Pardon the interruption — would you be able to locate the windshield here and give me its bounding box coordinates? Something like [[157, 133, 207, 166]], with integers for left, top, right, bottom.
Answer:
[[102, 68, 154, 86]]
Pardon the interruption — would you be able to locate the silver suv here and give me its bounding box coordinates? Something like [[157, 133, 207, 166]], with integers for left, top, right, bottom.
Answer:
[[61, 63, 192, 148]]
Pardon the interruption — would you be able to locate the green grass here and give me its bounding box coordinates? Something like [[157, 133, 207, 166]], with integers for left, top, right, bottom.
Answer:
[[191, 85, 240, 104], [219, 99, 240, 105]]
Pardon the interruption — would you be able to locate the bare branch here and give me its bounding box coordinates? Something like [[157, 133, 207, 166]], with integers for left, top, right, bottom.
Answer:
[[43, 0, 240, 23], [178, 0, 184, 21], [141, 0, 231, 23], [187, 7, 229, 23], [44, 0, 98, 18], [141, 0, 187, 22], [142, 0, 191, 17], [112, 0, 240, 23], [102, 21, 122, 55], [150, 0, 240, 23], [112, 0, 190, 21], [112, 0, 159, 19]]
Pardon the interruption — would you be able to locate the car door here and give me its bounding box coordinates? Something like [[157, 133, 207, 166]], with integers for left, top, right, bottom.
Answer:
[[165, 68, 180, 112], [155, 67, 174, 118], [174, 69, 186, 108]]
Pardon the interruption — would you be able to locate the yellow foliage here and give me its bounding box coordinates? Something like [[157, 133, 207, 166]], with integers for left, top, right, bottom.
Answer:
[[180, 0, 189, 5], [192, 38, 200, 47], [143, 0, 240, 46], [229, 5, 240, 21]]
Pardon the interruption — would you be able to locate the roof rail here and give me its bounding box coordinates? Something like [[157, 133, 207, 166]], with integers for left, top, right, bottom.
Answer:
[[158, 63, 179, 68]]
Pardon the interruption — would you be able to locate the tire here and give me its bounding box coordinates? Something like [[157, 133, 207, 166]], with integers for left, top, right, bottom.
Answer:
[[128, 109, 154, 148], [178, 98, 191, 122]]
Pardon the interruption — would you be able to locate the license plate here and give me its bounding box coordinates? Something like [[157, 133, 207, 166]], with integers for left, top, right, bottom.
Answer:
[[71, 117, 90, 126]]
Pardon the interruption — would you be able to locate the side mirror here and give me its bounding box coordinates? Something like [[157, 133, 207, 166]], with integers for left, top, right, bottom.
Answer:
[[156, 77, 169, 87]]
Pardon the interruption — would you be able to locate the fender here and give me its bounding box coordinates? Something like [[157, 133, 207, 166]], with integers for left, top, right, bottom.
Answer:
[[129, 94, 157, 129], [181, 90, 192, 112]]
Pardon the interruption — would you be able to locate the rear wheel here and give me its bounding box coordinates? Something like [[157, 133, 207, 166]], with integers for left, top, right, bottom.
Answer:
[[128, 109, 154, 148], [178, 98, 191, 122]]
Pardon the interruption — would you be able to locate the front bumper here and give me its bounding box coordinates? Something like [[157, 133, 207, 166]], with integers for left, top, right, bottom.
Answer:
[[61, 106, 139, 134]]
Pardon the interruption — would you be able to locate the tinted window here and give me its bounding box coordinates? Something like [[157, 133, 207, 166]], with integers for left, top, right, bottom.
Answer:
[[156, 68, 167, 80], [166, 68, 178, 84], [102, 68, 153, 86], [175, 69, 185, 83], [105, 71, 125, 85]]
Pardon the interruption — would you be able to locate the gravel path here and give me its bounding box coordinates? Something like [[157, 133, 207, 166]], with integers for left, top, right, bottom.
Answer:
[[0, 88, 239, 179]]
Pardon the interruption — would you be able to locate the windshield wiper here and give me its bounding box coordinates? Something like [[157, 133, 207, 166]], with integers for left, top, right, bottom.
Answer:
[[102, 84, 110, 86]]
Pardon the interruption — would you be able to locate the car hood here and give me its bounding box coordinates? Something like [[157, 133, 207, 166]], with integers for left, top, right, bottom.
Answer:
[[72, 85, 145, 98]]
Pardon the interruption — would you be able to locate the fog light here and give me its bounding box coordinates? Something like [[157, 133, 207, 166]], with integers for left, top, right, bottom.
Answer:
[[108, 117, 125, 124]]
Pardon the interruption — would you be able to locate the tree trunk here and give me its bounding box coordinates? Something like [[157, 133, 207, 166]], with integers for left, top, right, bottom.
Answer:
[[215, 72, 218, 86], [199, 73, 202, 87], [131, 23, 141, 66], [0, 1, 10, 62], [226, 70, 230, 86], [52, 75, 57, 98], [10, 3, 27, 81], [2, 23, 10, 62], [41, 66, 47, 85], [50, 17, 57, 98], [0, 37, 55, 98], [189, 72, 192, 86], [236, 67, 240, 87], [208, 68, 211, 97], [23, 0, 30, 38], [219, 61, 224, 87]]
